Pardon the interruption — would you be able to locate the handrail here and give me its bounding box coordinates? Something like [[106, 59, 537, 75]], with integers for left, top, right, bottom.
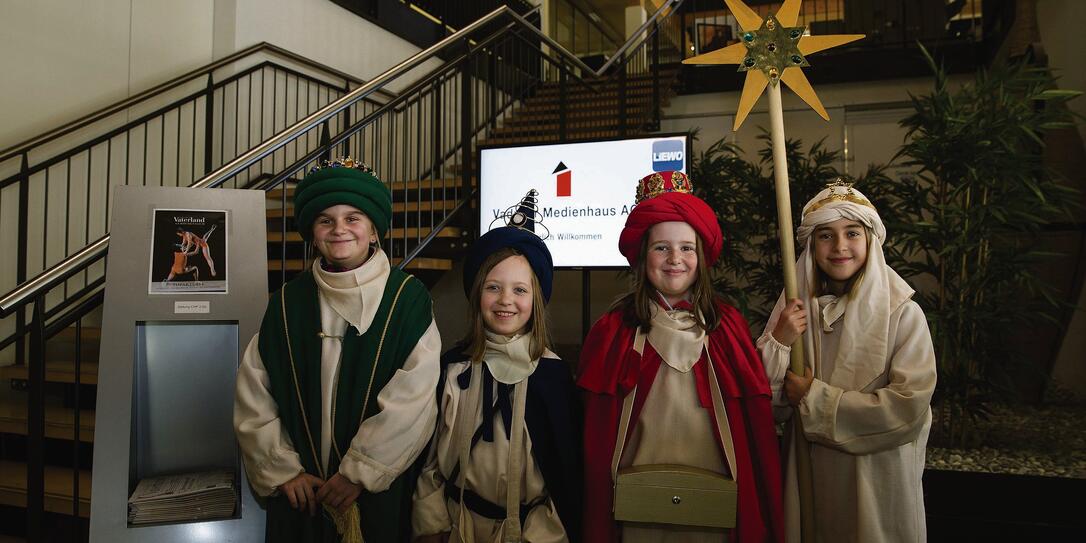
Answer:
[[597, 0, 683, 75], [0, 42, 394, 163], [1, 1, 687, 316]]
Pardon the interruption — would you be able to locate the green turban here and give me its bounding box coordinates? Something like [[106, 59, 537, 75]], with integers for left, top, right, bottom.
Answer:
[[293, 166, 391, 240]]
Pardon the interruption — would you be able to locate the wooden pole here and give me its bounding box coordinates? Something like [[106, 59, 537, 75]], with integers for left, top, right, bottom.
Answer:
[[767, 81, 816, 542]]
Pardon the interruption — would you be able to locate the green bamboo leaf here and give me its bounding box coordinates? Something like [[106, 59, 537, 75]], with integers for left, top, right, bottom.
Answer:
[[1036, 89, 1082, 100]]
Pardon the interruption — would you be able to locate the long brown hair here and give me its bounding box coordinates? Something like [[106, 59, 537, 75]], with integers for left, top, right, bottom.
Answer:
[[611, 229, 720, 332], [461, 248, 551, 362]]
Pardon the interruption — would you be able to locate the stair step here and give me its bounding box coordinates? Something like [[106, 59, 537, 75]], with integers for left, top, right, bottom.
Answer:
[[0, 361, 98, 385], [267, 226, 463, 243], [0, 461, 91, 518], [492, 120, 648, 136], [480, 130, 645, 146], [0, 399, 95, 443], [52, 327, 101, 342], [267, 200, 461, 218], [532, 80, 677, 98], [502, 106, 654, 124], [524, 94, 657, 107], [265, 178, 471, 199], [535, 71, 679, 91], [269, 257, 453, 272]]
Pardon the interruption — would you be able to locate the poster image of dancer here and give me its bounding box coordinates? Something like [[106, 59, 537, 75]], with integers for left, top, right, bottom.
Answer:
[[148, 209, 228, 294]]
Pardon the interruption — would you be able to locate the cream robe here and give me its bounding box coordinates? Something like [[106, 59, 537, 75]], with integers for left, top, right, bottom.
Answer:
[[413, 338, 566, 543], [758, 297, 936, 543], [620, 305, 730, 543], [234, 251, 441, 496]]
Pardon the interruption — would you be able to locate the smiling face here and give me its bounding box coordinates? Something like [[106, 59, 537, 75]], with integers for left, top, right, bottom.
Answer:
[[645, 221, 699, 306], [311, 204, 377, 270], [812, 218, 869, 295], [480, 255, 535, 337]]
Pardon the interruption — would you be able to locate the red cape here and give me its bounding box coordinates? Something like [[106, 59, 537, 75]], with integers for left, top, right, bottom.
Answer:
[[577, 301, 784, 543]]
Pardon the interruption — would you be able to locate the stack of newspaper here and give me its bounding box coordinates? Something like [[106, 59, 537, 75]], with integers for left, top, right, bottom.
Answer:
[[128, 470, 236, 525]]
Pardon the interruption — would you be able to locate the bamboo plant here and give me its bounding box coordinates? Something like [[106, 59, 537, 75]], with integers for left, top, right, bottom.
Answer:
[[884, 48, 1080, 446]]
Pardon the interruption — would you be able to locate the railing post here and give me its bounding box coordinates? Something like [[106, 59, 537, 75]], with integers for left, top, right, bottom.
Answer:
[[340, 107, 352, 158], [320, 122, 332, 162], [460, 49, 473, 202], [559, 59, 568, 141], [26, 297, 45, 542], [652, 21, 660, 131], [15, 153, 28, 366], [203, 74, 215, 174], [432, 79, 442, 183], [489, 51, 498, 130], [680, 1, 688, 60], [618, 52, 628, 137]]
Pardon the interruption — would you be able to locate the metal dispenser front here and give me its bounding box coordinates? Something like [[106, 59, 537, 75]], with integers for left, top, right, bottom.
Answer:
[[90, 186, 267, 542]]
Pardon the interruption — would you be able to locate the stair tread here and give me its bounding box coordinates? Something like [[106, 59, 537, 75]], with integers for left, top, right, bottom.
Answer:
[[0, 460, 91, 518], [0, 361, 98, 385], [0, 398, 95, 442], [265, 178, 473, 199], [52, 327, 101, 341]]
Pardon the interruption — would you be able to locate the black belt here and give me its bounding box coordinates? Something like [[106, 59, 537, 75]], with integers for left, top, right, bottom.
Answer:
[[444, 481, 545, 524]]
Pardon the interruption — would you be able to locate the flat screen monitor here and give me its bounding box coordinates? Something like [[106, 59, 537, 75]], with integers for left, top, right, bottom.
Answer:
[[479, 133, 690, 268]]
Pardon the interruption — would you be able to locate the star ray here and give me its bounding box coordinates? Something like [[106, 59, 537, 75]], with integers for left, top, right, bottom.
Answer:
[[798, 34, 865, 56], [682, 43, 748, 65], [780, 68, 828, 120], [734, 70, 769, 131], [725, 0, 764, 32], [775, 0, 803, 27]]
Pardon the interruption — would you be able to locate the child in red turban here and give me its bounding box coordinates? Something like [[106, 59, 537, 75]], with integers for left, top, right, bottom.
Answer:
[[578, 171, 784, 543]]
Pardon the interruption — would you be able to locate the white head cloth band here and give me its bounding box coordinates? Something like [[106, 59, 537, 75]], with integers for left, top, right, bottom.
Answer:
[[765, 184, 913, 388]]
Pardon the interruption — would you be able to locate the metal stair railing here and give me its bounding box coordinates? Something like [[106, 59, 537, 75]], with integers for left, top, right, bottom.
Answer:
[[0, 42, 396, 366]]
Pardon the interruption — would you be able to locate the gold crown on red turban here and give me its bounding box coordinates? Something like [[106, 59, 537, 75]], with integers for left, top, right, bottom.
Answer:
[[635, 171, 693, 204]]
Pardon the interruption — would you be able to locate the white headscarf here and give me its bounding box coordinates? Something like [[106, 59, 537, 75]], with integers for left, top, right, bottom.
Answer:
[[765, 184, 914, 389]]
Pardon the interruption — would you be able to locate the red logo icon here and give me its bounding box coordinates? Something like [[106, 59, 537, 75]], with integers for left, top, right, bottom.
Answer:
[[554, 162, 570, 197]]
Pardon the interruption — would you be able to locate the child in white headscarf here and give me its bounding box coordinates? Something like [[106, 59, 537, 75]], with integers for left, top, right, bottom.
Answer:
[[758, 181, 937, 543]]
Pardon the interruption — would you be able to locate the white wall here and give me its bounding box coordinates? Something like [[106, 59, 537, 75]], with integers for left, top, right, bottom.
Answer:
[[0, 0, 216, 151], [232, 0, 441, 94]]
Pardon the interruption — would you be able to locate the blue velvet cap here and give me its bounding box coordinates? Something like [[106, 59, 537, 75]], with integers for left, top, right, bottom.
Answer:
[[463, 189, 553, 302], [463, 227, 554, 302]]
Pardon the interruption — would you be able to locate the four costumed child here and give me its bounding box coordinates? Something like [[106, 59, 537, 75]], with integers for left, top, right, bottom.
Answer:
[[235, 159, 442, 542], [758, 181, 937, 542], [579, 171, 784, 543], [413, 192, 581, 543], [234, 159, 933, 543]]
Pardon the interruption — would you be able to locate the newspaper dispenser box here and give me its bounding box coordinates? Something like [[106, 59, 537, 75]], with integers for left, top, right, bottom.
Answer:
[[89, 186, 267, 542]]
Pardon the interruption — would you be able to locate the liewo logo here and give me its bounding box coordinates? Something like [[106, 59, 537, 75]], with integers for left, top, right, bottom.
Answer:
[[651, 140, 684, 172]]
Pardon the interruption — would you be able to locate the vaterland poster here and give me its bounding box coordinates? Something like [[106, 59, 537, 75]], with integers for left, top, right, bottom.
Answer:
[[148, 209, 228, 294]]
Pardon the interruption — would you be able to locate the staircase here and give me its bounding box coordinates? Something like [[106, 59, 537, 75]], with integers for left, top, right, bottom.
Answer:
[[485, 68, 681, 145], [0, 2, 686, 541]]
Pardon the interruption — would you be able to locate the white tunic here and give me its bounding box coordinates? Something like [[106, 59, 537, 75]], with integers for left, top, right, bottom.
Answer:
[[758, 296, 937, 543], [412, 348, 567, 543], [233, 252, 441, 496]]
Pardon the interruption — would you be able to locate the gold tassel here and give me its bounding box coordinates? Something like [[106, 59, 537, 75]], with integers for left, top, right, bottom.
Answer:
[[323, 502, 364, 543]]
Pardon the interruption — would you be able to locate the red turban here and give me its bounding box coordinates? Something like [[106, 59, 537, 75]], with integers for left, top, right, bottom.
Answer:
[[619, 190, 723, 267]]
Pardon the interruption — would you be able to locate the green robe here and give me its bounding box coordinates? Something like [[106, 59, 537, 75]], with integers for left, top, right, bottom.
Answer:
[[257, 266, 433, 542]]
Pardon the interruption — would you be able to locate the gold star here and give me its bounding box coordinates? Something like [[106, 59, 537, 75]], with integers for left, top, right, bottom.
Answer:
[[683, 0, 864, 130]]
